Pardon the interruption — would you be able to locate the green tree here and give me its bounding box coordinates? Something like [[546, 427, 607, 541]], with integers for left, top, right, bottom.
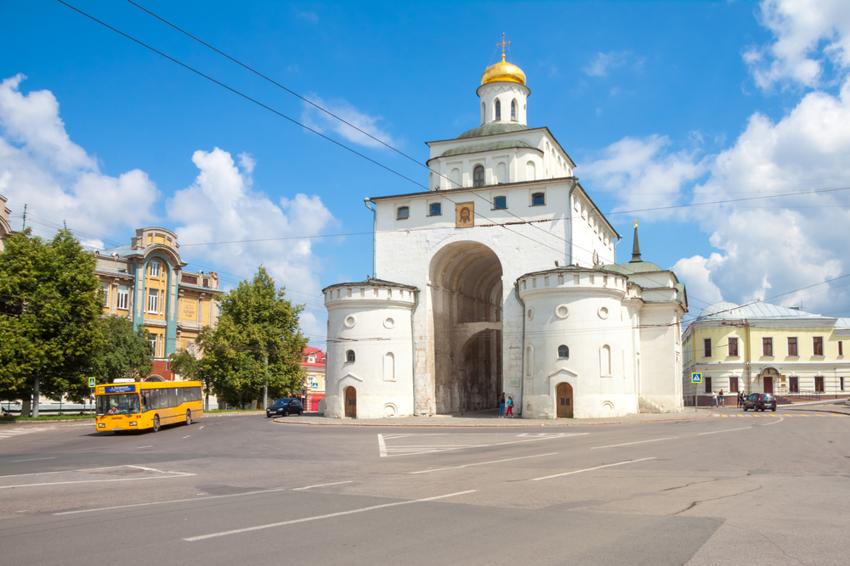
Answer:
[[0, 229, 103, 415], [198, 266, 306, 408], [92, 316, 152, 384]]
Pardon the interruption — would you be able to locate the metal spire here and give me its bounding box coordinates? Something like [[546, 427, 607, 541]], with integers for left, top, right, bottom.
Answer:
[[630, 218, 642, 263]]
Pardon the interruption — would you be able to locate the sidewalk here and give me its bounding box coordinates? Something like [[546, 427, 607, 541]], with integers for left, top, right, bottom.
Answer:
[[274, 409, 717, 428]]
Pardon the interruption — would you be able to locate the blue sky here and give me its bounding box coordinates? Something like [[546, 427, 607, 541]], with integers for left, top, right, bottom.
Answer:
[[3, 0, 850, 341]]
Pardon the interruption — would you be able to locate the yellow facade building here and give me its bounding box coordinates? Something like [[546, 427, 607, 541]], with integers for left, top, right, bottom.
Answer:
[[683, 301, 850, 403], [0, 194, 11, 252], [95, 227, 221, 380]]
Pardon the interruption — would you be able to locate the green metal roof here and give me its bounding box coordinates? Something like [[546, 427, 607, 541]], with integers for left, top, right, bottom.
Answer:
[[457, 122, 528, 139], [439, 139, 535, 158], [604, 260, 666, 275]]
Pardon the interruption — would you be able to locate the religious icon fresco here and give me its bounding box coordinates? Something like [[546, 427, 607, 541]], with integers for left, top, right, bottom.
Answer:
[[455, 202, 474, 228]]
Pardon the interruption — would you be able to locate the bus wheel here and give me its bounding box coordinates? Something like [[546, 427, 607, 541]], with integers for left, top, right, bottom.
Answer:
[[153, 415, 160, 432], [186, 410, 192, 425]]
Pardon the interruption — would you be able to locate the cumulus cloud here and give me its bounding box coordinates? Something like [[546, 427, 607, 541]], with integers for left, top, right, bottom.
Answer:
[[301, 95, 397, 149], [745, 0, 850, 89], [677, 78, 850, 314], [583, 50, 645, 78], [580, 135, 706, 220], [167, 148, 335, 340], [0, 74, 158, 240]]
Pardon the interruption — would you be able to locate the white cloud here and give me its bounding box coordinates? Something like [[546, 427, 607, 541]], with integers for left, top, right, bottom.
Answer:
[[583, 51, 645, 78], [0, 74, 158, 241], [301, 95, 397, 149], [167, 148, 336, 340], [580, 135, 706, 220], [746, 0, 850, 89], [679, 78, 850, 314]]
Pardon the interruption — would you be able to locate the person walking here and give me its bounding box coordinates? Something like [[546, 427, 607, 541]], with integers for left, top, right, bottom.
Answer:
[[498, 392, 506, 418], [719, 389, 724, 407], [506, 395, 514, 418], [712, 390, 718, 408]]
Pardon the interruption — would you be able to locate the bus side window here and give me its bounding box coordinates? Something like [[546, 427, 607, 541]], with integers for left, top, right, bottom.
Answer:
[[141, 391, 149, 411]]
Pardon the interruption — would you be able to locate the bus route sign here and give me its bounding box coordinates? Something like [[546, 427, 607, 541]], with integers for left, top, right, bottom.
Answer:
[[104, 384, 136, 393], [691, 372, 703, 384]]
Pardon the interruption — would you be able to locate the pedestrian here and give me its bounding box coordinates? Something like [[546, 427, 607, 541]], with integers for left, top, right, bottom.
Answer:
[[498, 392, 506, 418], [719, 389, 724, 407], [506, 395, 514, 418], [712, 390, 718, 407], [737, 391, 743, 408]]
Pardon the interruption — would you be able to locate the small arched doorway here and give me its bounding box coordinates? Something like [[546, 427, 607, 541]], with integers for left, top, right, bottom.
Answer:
[[556, 382, 573, 418], [760, 367, 779, 394], [344, 386, 357, 418]]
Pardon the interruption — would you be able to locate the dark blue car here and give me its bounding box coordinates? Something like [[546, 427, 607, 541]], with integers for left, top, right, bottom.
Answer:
[[266, 398, 303, 418]]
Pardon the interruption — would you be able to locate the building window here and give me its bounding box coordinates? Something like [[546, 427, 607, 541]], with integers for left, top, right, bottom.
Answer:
[[813, 336, 824, 356], [526, 161, 536, 181], [493, 195, 507, 210], [495, 99, 501, 121], [345, 350, 355, 363], [117, 286, 129, 310], [428, 202, 442, 216], [510, 99, 517, 121], [531, 192, 545, 206], [473, 165, 485, 188], [147, 289, 159, 314], [840, 341, 844, 356], [148, 335, 157, 357], [101, 283, 110, 307], [729, 376, 739, 393], [703, 338, 712, 358], [383, 352, 395, 382], [601, 345, 611, 376], [728, 337, 738, 357], [841, 376, 845, 391], [704, 376, 712, 394], [815, 375, 824, 393], [788, 337, 798, 357], [789, 376, 799, 393], [762, 337, 773, 357], [557, 345, 569, 359], [396, 206, 410, 220], [150, 260, 161, 277]]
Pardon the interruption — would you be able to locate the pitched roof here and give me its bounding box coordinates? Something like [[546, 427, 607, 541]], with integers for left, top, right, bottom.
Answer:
[[698, 301, 832, 321]]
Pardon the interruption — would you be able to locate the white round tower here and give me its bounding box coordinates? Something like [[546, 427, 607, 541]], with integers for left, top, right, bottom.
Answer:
[[476, 47, 530, 126], [323, 279, 418, 419]]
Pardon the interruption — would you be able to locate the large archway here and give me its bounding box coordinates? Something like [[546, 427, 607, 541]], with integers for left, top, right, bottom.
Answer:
[[430, 242, 503, 414]]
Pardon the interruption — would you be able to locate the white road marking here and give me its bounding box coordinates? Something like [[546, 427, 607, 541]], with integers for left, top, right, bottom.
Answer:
[[531, 457, 657, 481], [379, 432, 588, 458], [590, 437, 676, 450], [761, 415, 785, 427], [0, 426, 55, 440], [410, 452, 558, 475], [292, 480, 353, 491], [199, 425, 205, 430], [184, 489, 477, 542], [182, 435, 191, 439], [137, 445, 153, 449], [697, 426, 752, 436], [0, 472, 196, 489], [54, 487, 288, 516], [10, 456, 56, 463]]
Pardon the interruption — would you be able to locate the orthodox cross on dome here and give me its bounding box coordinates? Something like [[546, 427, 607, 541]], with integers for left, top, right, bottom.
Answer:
[[630, 218, 642, 263], [497, 32, 511, 61]]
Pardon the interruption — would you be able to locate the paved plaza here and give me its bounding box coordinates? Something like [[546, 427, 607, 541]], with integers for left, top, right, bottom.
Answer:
[[2, 404, 849, 565]]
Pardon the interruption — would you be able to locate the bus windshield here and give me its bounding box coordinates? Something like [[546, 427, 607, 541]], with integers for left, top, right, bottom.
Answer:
[[97, 394, 140, 415]]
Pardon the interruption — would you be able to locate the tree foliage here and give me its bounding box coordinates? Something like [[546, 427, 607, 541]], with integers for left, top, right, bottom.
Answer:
[[198, 266, 306, 407], [0, 229, 103, 403], [92, 316, 152, 384], [169, 349, 199, 381]]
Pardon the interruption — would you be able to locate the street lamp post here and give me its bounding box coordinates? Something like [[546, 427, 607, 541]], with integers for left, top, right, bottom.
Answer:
[[263, 351, 269, 412]]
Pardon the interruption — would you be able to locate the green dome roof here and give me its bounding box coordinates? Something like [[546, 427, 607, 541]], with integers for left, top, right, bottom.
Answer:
[[458, 122, 528, 139]]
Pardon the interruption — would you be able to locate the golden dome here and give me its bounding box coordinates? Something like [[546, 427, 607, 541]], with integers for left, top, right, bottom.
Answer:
[[480, 54, 527, 86]]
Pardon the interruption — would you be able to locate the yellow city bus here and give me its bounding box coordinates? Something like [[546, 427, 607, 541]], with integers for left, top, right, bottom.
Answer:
[[95, 381, 203, 433]]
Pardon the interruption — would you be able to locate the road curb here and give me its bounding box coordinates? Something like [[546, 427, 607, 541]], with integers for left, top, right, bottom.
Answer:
[[270, 414, 710, 428]]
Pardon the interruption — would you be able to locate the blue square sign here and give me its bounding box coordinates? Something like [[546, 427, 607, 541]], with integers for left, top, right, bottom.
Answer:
[[691, 372, 702, 384]]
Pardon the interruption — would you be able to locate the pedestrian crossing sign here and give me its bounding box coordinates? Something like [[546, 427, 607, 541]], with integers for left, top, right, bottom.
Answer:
[[691, 372, 702, 384], [88, 377, 96, 388]]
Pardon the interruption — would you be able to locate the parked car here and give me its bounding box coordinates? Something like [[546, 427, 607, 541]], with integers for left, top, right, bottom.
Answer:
[[266, 398, 303, 418], [743, 393, 776, 412]]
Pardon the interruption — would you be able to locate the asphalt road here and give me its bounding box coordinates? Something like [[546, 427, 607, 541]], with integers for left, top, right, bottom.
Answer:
[[1, 408, 849, 565]]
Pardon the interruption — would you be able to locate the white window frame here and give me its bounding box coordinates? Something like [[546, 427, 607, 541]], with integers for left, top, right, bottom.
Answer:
[[147, 289, 159, 314], [150, 260, 161, 277], [116, 285, 129, 310], [101, 283, 110, 307]]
